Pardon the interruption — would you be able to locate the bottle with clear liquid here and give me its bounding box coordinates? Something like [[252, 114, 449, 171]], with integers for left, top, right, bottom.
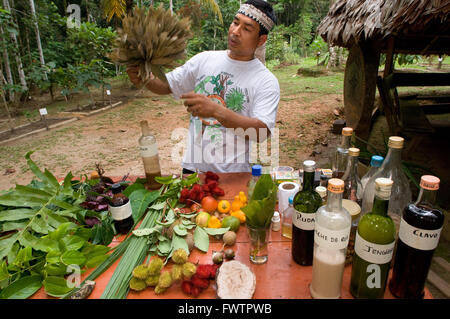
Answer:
[[361, 136, 412, 234], [332, 127, 353, 179], [341, 147, 363, 265], [361, 155, 384, 191], [389, 175, 444, 299], [109, 183, 134, 234], [292, 160, 323, 266], [281, 196, 295, 239], [139, 120, 162, 190], [247, 164, 262, 199], [310, 178, 351, 299], [350, 178, 396, 299]]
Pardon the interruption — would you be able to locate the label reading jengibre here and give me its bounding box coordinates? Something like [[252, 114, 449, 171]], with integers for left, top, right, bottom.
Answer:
[[355, 232, 395, 264], [293, 210, 315, 230], [140, 144, 158, 158], [314, 223, 351, 250], [399, 217, 442, 251]]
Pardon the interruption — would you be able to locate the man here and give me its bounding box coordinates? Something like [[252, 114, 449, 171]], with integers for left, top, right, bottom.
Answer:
[[127, 0, 280, 174]]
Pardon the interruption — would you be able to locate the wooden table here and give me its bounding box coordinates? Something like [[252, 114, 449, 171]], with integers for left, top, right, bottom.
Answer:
[[31, 173, 433, 299]]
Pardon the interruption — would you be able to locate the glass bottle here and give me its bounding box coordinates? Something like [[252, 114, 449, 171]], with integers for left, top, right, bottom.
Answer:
[[109, 183, 134, 234], [389, 175, 445, 299], [292, 160, 323, 266], [350, 178, 396, 299], [361, 136, 412, 235], [139, 120, 162, 190], [361, 155, 384, 191], [315, 186, 327, 205], [310, 178, 351, 299], [281, 196, 294, 239], [332, 127, 353, 179], [247, 164, 262, 199], [341, 147, 363, 264]]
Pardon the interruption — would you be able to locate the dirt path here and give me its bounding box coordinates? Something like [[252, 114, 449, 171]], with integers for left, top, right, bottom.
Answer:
[[0, 84, 343, 190]]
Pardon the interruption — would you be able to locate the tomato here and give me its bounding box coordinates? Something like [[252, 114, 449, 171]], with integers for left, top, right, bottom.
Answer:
[[201, 196, 218, 213]]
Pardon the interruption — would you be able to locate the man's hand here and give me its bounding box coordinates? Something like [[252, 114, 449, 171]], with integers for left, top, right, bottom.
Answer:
[[126, 66, 145, 88], [181, 92, 224, 118], [126, 66, 171, 95]]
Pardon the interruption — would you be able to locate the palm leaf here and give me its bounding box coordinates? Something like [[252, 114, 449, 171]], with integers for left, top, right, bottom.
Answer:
[[199, 0, 223, 24]]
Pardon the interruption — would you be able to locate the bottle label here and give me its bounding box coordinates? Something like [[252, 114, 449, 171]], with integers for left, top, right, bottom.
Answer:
[[293, 210, 315, 231], [109, 201, 132, 221], [314, 223, 351, 250], [354, 232, 395, 264], [398, 217, 442, 251], [140, 144, 158, 158]]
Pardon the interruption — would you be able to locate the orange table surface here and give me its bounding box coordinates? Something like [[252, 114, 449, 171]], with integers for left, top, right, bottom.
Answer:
[[31, 172, 432, 299]]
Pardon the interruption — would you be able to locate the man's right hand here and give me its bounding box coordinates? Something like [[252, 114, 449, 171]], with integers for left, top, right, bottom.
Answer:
[[126, 66, 171, 95]]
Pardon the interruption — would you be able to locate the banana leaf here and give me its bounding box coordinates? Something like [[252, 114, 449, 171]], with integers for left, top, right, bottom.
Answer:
[[241, 174, 277, 229]]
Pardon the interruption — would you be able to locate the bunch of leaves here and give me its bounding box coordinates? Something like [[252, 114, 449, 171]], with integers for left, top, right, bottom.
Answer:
[[241, 174, 278, 229], [110, 4, 193, 83], [0, 222, 110, 299]]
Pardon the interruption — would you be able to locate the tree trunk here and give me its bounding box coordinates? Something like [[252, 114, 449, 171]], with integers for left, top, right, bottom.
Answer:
[[0, 65, 15, 132], [3, 0, 28, 91], [29, 0, 47, 81], [0, 24, 15, 101], [169, 0, 173, 14], [327, 45, 337, 68]]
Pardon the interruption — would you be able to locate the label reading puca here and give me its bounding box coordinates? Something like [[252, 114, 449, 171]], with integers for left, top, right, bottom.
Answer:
[[399, 217, 442, 251], [314, 223, 351, 250], [293, 210, 315, 231], [355, 232, 395, 264], [140, 144, 158, 158], [109, 201, 132, 221]]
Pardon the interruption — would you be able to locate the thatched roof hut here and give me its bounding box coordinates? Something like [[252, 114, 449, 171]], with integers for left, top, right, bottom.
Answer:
[[317, 0, 450, 55]]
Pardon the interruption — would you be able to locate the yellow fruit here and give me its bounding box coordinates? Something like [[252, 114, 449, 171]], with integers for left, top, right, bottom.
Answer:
[[239, 191, 247, 205], [231, 195, 243, 212], [221, 216, 240, 232], [217, 200, 231, 214], [90, 171, 100, 179], [231, 210, 246, 224], [207, 216, 221, 228], [195, 212, 211, 227]]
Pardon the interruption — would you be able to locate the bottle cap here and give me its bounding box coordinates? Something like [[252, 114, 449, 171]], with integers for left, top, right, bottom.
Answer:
[[375, 178, 393, 200], [272, 211, 280, 222], [327, 178, 345, 193], [342, 127, 353, 136], [370, 155, 384, 167], [342, 199, 361, 217], [288, 196, 293, 205], [388, 136, 404, 149], [252, 164, 262, 176], [420, 175, 440, 191], [111, 183, 122, 194], [315, 186, 327, 198], [303, 160, 316, 172], [348, 147, 360, 157]]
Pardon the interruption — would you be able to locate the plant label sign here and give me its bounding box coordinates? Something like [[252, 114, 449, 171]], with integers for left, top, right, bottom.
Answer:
[[106, 90, 111, 96], [39, 108, 48, 116]]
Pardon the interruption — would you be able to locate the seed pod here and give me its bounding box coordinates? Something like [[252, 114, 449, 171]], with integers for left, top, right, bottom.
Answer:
[[145, 275, 159, 287], [171, 248, 188, 264], [212, 251, 224, 264], [129, 277, 146, 291], [182, 262, 197, 279], [132, 264, 149, 280], [171, 264, 183, 282], [224, 249, 235, 260], [154, 285, 167, 295], [148, 257, 164, 275]]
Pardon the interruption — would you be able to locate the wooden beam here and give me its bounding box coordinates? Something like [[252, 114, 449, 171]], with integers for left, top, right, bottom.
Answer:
[[384, 36, 396, 78], [392, 72, 450, 87]]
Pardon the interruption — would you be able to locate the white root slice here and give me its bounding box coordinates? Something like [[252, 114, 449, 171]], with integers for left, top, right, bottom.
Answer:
[[216, 260, 256, 299]]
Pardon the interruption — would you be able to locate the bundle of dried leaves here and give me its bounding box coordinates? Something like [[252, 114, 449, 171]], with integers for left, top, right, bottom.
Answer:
[[110, 5, 193, 84]]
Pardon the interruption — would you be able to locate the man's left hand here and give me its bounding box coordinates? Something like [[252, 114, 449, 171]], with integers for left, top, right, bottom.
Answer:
[[181, 92, 222, 118]]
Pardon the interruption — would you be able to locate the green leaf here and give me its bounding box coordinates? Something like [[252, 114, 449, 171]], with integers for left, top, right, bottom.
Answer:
[[193, 227, 209, 253], [0, 260, 9, 282], [0, 275, 42, 299], [35, 237, 59, 253], [132, 227, 159, 237], [81, 244, 110, 260], [45, 263, 67, 276], [61, 236, 85, 251], [154, 176, 174, 184], [85, 254, 108, 268], [1, 220, 29, 232], [173, 224, 187, 236], [13, 246, 33, 267], [122, 182, 145, 197], [129, 189, 159, 221], [30, 215, 52, 234], [17, 230, 38, 247], [150, 202, 166, 210], [0, 209, 35, 222], [60, 250, 86, 266], [204, 227, 230, 236], [157, 240, 171, 255], [46, 251, 62, 264], [43, 276, 73, 297], [172, 234, 190, 255]]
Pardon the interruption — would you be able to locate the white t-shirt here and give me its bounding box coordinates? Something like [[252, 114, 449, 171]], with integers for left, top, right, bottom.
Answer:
[[166, 50, 280, 173]]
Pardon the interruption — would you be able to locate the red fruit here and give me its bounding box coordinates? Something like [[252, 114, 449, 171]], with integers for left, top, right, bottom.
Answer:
[[205, 180, 218, 190], [209, 264, 219, 279], [211, 186, 225, 197], [195, 265, 211, 279], [205, 171, 219, 181], [191, 286, 201, 298], [180, 188, 190, 198], [201, 184, 210, 192], [181, 281, 193, 295], [191, 274, 209, 289]]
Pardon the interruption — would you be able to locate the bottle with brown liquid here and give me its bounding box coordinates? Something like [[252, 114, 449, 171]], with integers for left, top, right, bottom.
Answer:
[[389, 175, 444, 299], [139, 120, 162, 190], [109, 183, 134, 234]]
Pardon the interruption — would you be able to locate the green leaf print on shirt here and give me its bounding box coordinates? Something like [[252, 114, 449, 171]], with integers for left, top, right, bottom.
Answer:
[[195, 76, 212, 94], [225, 88, 245, 112]]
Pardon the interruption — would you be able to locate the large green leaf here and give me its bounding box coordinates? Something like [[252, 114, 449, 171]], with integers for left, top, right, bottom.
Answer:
[[0, 209, 35, 222], [60, 236, 86, 251], [0, 275, 42, 299], [194, 226, 209, 253], [129, 189, 160, 221], [60, 250, 87, 267], [43, 276, 73, 297]]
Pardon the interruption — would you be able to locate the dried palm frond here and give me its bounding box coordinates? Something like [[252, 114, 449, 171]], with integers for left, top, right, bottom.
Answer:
[[110, 5, 193, 84]]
